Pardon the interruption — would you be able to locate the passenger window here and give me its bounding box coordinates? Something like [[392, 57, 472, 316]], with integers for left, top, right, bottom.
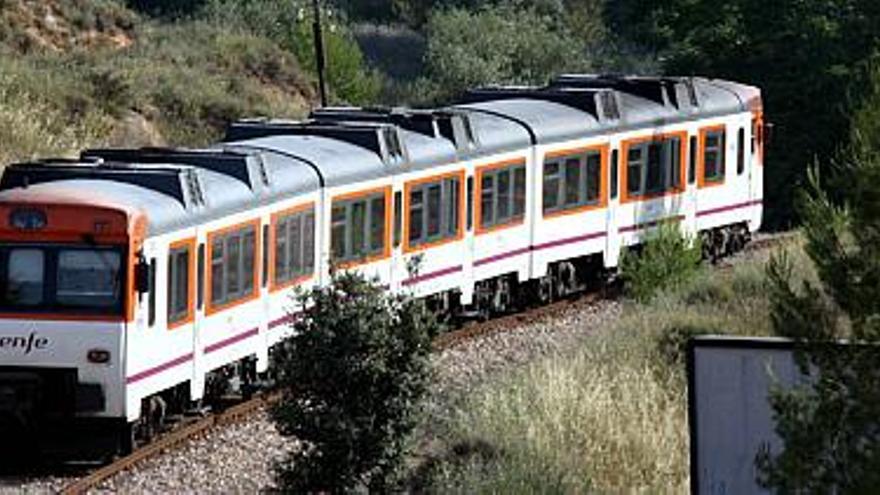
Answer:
[[330, 191, 388, 263], [586, 153, 601, 202], [197, 243, 204, 310], [626, 137, 682, 198], [331, 206, 346, 260], [167, 245, 190, 325], [513, 167, 526, 217], [148, 257, 157, 327], [274, 208, 316, 287], [262, 225, 269, 288], [406, 174, 462, 248], [478, 162, 526, 230], [543, 149, 604, 214], [702, 129, 726, 183], [564, 158, 581, 205], [627, 147, 644, 195], [427, 184, 442, 236], [496, 169, 511, 221], [480, 175, 494, 227], [688, 136, 697, 184], [466, 176, 474, 231], [393, 191, 402, 248], [737, 127, 745, 175], [369, 196, 386, 252], [543, 161, 561, 211], [242, 229, 255, 294], [610, 150, 619, 200], [209, 224, 257, 308]]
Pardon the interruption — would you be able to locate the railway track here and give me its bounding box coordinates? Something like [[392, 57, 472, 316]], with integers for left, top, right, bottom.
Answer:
[[57, 231, 796, 494], [59, 394, 279, 495]]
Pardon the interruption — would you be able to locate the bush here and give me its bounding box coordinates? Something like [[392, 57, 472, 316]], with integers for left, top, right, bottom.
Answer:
[[422, 3, 592, 101], [271, 271, 437, 492], [620, 224, 702, 302], [289, 9, 383, 104]]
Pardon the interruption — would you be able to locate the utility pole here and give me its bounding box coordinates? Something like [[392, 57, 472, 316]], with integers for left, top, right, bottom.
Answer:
[[312, 0, 328, 108]]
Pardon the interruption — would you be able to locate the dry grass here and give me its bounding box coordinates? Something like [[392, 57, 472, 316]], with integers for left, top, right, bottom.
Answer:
[[423, 236, 814, 492], [0, 72, 110, 164], [0, 1, 315, 167]]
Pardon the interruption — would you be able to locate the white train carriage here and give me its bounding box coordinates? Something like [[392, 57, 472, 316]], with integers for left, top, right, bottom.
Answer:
[[0, 74, 764, 456]]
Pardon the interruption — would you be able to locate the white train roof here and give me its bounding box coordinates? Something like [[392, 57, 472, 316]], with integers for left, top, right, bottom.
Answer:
[[0, 75, 761, 237]]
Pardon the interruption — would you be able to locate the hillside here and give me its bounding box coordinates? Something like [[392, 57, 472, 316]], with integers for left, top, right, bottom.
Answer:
[[0, 0, 316, 165]]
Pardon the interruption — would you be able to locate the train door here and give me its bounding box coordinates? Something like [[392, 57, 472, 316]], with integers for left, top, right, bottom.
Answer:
[[605, 147, 622, 268], [190, 237, 205, 401], [683, 134, 699, 237]]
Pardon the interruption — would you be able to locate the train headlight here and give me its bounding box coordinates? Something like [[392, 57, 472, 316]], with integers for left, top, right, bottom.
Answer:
[[87, 349, 111, 364]]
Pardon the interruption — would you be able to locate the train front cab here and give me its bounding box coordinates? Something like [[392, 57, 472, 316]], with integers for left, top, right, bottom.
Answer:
[[0, 196, 143, 458]]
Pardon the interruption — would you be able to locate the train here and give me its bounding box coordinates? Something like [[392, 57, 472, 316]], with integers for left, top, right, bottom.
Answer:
[[0, 74, 764, 456]]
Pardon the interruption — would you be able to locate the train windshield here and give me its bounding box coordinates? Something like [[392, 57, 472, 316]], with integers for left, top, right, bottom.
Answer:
[[0, 244, 124, 315]]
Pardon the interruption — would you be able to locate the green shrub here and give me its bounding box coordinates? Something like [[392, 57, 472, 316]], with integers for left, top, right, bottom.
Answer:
[[423, 3, 591, 101], [271, 270, 438, 492], [290, 9, 382, 104], [620, 224, 703, 302]]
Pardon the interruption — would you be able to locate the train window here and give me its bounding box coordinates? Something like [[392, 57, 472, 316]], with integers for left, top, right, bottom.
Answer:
[[610, 149, 619, 199], [393, 191, 402, 248], [627, 147, 643, 195], [688, 136, 697, 185], [209, 224, 257, 307], [513, 167, 526, 217], [543, 149, 603, 214], [369, 196, 386, 252], [167, 245, 190, 325], [466, 176, 474, 231], [737, 127, 745, 175], [564, 158, 581, 205], [148, 257, 156, 327], [497, 169, 511, 221], [7, 249, 43, 305], [478, 161, 526, 230], [262, 225, 269, 288], [586, 153, 601, 202], [626, 137, 682, 198], [611, 150, 620, 199], [543, 161, 561, 211], [303, 213, 314, 274], [56, 250, 122, 308], [330, 191, 388, 263], [242, 229, 255, 294], [407, 174, 462, 248], [274, 209, 315, 286], [702, 129, 726, 183], [331, 206, 346, 260], [0, 246, 124, 315], [197, 243, 204, 310]]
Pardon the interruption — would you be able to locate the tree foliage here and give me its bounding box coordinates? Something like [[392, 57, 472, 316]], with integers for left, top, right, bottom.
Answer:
[[271, 270, 437, 493], [756, 62, 880, 492], [608, 0, 880, 228], [422, 3, 595, 102], [620, 223, 702, 302]]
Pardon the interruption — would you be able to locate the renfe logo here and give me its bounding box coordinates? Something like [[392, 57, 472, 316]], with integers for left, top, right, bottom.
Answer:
[[0, 332, 49, 354]]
